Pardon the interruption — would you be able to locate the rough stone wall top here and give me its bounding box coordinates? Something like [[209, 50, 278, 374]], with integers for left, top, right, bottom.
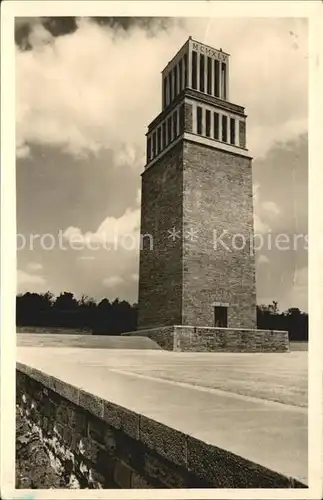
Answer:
[[16, 362, 304, 487]]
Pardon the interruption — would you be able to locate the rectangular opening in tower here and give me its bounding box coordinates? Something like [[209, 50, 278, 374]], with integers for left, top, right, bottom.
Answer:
[[213, 112, 219, 139], [173, 65, 178, 98], [184, 53, 188, 87], [205, 109, 211, 137], [230, 117, 236, 145], [163, 77, 167, 108], [214, 306, 228, 327], [197, 106, 202, 135], [199, 54, 205, 92], [222, 115, 228, 142], [169, 70, 173, 101], [192, 51, 197, 89], [207, 57, 212, 95], [214, 59, 220, 97]]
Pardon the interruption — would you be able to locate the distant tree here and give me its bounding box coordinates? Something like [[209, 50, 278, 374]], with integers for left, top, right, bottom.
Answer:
[[79, 295, 96, 308], [258, 300, 279, 314], [257, 302, 308, 341], [77, 295, 97, 329], [53, 292, 78, 310], [271, 300, 279, 314], [16, 291, 54, 326], [98, 298, 111, 310]]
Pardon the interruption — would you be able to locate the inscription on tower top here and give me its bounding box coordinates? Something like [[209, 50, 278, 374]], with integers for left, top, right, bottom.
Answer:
[[192, 41, 228, 62]]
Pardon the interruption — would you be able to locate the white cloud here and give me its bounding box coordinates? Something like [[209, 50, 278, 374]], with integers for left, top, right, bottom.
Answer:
[[16, 17, 307, 163], [254, 214, 270, 234], [16, 142, 31, 159], [257, 254, 270, 265], [28, 21, 54, 47], [281, 266, 308, 311], [17, 269, 46, 293], [261, 201, 280, 217], [61, 208, 141, 300], [77, 255, 96, 261], [253, 184, 281, 234], [103, 275, 123, 287], [294, 266, 308, 287], [26, 261, 43, 272], [63, 208, 140, 247]]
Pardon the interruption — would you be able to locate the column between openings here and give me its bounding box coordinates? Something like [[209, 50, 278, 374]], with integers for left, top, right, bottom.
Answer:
[[182, 56, 186, 90], [196, 52, 200, 91], [192, 102, 197, 134], [172, 68, 175, 101], [235, 119, 239, 147], [204, 55, 207, 94], [147, 134, 152, 162], [219, 62, 222, 99], [177, 63, 181, 94], [202, 106, 206, 136], [188, 48, 192, 88], [177, 105, 180, 136], [210, 107, 214, 138], [211, 57, 214, 97], [166, 74, 170, 107], [218, 112, 222, 141]]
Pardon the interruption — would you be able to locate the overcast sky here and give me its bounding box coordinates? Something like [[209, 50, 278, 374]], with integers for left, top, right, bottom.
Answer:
[[16, 16, 308, 312]]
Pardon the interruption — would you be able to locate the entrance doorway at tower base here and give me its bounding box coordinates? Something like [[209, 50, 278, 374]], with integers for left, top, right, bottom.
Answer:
[[122, 325, 289, 353]]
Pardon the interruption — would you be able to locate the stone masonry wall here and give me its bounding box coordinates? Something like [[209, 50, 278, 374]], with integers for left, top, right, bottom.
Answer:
[[16, 363, 302, 488], [123, 326, 289, 353], [184, 102, 193, 132], [239, 120, 246, 148], [174, 326, 289, 353], [137, 141, 184, 329], [138, 136, 257, 330], [182, 140, 257, 328], [123, 326, 175, 351]]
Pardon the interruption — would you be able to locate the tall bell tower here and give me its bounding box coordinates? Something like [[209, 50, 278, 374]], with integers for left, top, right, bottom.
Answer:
[[137, 37, 257, 331]]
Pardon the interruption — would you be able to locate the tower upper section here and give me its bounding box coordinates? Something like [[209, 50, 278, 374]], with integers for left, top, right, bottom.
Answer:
[[144, 38, 250, 170], [162, 37, 230, 109]]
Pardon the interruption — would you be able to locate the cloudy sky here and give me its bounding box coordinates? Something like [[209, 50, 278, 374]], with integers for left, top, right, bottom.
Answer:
[[15, 16, 308, 312]]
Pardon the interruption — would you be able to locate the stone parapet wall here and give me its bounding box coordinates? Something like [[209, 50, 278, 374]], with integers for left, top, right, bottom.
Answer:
[[16, 363, 302, 488], [125, 326, 176, 351], [123, 326, 289, 353], [174, 326, 289, 352]]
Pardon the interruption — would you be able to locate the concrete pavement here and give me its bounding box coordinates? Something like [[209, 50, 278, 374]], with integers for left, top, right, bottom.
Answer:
[[17, 343, 308, 485]]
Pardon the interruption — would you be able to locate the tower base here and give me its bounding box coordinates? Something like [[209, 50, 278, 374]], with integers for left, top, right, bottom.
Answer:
[[122, 325, 289, 353]]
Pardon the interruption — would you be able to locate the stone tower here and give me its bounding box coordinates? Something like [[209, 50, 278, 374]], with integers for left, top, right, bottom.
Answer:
[[137, 37, 257, 331]]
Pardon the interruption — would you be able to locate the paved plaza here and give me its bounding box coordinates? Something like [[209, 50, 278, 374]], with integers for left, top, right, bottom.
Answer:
[[17, 334, 308, 485]]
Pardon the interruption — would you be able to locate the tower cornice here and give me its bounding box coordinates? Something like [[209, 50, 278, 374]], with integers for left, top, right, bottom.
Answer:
[[147, 90, 246, 134]]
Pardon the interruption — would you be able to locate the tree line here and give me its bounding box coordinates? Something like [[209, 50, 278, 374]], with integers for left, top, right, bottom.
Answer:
[[16, 293, 308, 341], [257, 300, 308, 342], [16, 292, 137, 334]]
